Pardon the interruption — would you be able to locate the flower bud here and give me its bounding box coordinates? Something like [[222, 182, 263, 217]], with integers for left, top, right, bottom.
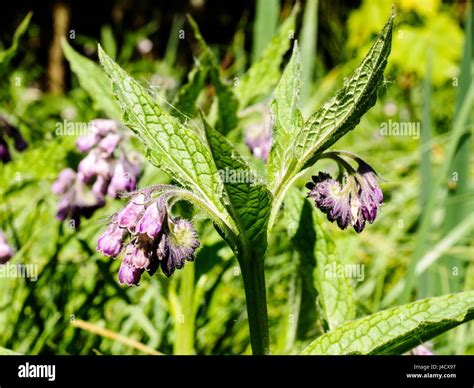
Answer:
[[107, 157, 139, 198], [90, 119, 118, 137], [76, 134, 97, 153], [135, 201, 166, 238], [77, 151, 98, 183], [98, 133, 122, 155], [125, 242, 152, 269], [118, 258, 143, 286], [52, 168, 76, 195], [117, 194, 147, 232], [56, 197, 73, 221], [97, 223, 127, 257], [91, 175, 109, 198]]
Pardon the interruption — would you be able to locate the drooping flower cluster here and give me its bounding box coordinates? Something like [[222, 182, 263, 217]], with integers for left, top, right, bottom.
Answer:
[[97, 193, 200, 286], [307, 155, 383, 233], [0, 117, 28, 163], [0, 232, 13, 264], [52, 119, 140, 227]]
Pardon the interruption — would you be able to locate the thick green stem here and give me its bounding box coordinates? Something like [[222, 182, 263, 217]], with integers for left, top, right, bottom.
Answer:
[[239, 255, 270, 355], [173, 264, 195, 355]]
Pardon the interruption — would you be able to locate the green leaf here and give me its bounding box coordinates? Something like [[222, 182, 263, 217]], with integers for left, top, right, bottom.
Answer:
[[173, 58, 209, 119], [285, 188, 354, 331], [209, 69, 239, 135], [269, 11, 394, 229], [62, 39, 121, 119], [294, 11, 393, 169], [172, 17, 210, 119], [100, 25, 117, 60], [0, 12, 32, 64], [186, 16, 239, 134], [268, 42, 303, 190], [251, 0, 280, 64], [97, 45, 231, 227], [202, 115, 271, 258], [302, 291, 474, 355], [235, 6, 298, 107], [312, 211, 355, 330], [299, 0, 318, 104], [283, 193, 319, 344]]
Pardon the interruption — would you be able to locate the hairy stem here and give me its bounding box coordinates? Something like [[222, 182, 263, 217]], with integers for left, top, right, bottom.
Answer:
[[239, 253, 270, 355]]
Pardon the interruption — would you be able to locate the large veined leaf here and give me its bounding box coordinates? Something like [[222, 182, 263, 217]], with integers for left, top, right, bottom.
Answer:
[[294, 11, 393, 169], [302, 291, 474, 355], [98, 46, 230, 226], [62, 39, 121, 119], [202, 116, 271, 258], [285, 188, 354, 331], [235, 6, 298, 107], [269, 10, 394, 228], [268, 42, 304, 190]]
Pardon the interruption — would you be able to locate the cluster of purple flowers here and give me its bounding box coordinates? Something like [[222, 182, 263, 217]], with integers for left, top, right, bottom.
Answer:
[[52, 119, 140, 227], [0, 232, 13, 264], [97, 192, 200, 286], [0, 117, 28, 163], [307, 156, 383, 233]]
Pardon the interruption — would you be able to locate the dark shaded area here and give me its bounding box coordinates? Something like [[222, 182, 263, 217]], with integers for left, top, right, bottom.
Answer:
[[1, 0, 362, 88]]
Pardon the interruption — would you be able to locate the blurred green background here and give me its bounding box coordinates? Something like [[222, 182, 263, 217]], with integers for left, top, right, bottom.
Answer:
[[0, 0, 472, 355]]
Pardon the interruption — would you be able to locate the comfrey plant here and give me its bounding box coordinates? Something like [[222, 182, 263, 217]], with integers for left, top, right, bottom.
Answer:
[[92, 9, 474, 355], [52, 119, 140, 227], [94, 10, 394, 354]]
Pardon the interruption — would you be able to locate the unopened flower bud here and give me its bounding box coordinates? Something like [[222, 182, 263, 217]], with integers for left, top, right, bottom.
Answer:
[[118, 258, 143, 286], [117, 193, 147, 232], [97, 223, 127, 257]]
